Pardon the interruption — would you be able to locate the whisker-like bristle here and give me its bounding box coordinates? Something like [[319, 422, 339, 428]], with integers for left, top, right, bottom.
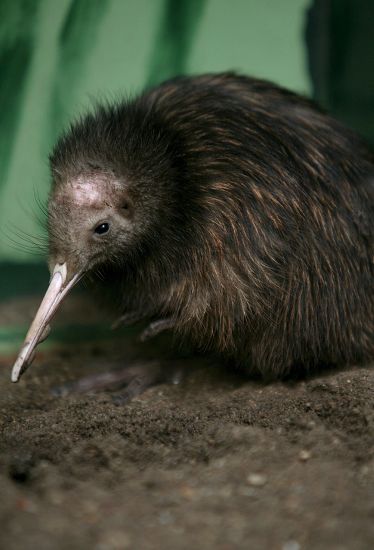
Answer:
[[32, 186, 49, 231], [2, 222, 48, 257]]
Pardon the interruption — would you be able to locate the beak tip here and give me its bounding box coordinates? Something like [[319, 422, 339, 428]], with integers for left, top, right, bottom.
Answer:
[[11, 349, 36, 383], [10, 264, 82, 384], [11, 364, 21, 383], [11, 354, 28, 382], [11, 343, 30, 383]]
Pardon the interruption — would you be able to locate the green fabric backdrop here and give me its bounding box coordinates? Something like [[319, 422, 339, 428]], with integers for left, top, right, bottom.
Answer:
[[0, 0, 310, 263]]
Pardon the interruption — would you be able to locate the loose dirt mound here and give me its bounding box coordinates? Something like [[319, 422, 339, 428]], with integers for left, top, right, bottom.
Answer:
[[0, 297, 373, 549]]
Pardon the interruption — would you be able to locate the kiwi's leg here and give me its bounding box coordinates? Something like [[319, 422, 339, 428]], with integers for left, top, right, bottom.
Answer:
[[111, 310, 147, 329], [139, 317, 175, 342]]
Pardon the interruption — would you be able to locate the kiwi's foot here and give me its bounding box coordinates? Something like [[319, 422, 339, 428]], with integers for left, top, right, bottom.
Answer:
[[51, 360, 184, 404]]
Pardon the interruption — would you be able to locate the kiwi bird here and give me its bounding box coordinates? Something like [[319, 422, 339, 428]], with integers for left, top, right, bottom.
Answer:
[[11, 73, 374, 384]]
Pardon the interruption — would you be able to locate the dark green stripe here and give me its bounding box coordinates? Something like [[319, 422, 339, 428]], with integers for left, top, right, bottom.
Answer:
[[0, 322, 137, 354], [146, 0, 207, 87], [305, 0, 374, 144], [50, 0, 110, 140], [0, 0, 40, 185], [0, 262, 48, 301]]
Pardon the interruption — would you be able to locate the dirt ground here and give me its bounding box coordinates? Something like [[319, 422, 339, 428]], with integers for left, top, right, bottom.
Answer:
[[0, 294, 373, 550]]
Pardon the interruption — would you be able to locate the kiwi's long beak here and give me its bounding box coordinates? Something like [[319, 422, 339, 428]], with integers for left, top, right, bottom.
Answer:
[[11, 263, 83, 383]]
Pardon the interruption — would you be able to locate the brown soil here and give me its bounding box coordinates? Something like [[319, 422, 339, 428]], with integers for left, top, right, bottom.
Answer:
[[0, 295, 373, 550]]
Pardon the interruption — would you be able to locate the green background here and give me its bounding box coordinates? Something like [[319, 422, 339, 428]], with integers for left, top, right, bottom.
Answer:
[[0, 0, 373, 268]]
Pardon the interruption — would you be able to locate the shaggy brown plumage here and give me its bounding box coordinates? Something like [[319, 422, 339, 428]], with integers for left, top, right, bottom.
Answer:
[[48, 73, 374, 378]]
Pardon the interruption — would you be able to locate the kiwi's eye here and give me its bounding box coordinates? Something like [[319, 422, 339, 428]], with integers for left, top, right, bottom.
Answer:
[[94, 222, 110, 235]]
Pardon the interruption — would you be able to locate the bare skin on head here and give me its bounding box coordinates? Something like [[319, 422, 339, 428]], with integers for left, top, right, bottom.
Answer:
[[11, 72, 374, 389]]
